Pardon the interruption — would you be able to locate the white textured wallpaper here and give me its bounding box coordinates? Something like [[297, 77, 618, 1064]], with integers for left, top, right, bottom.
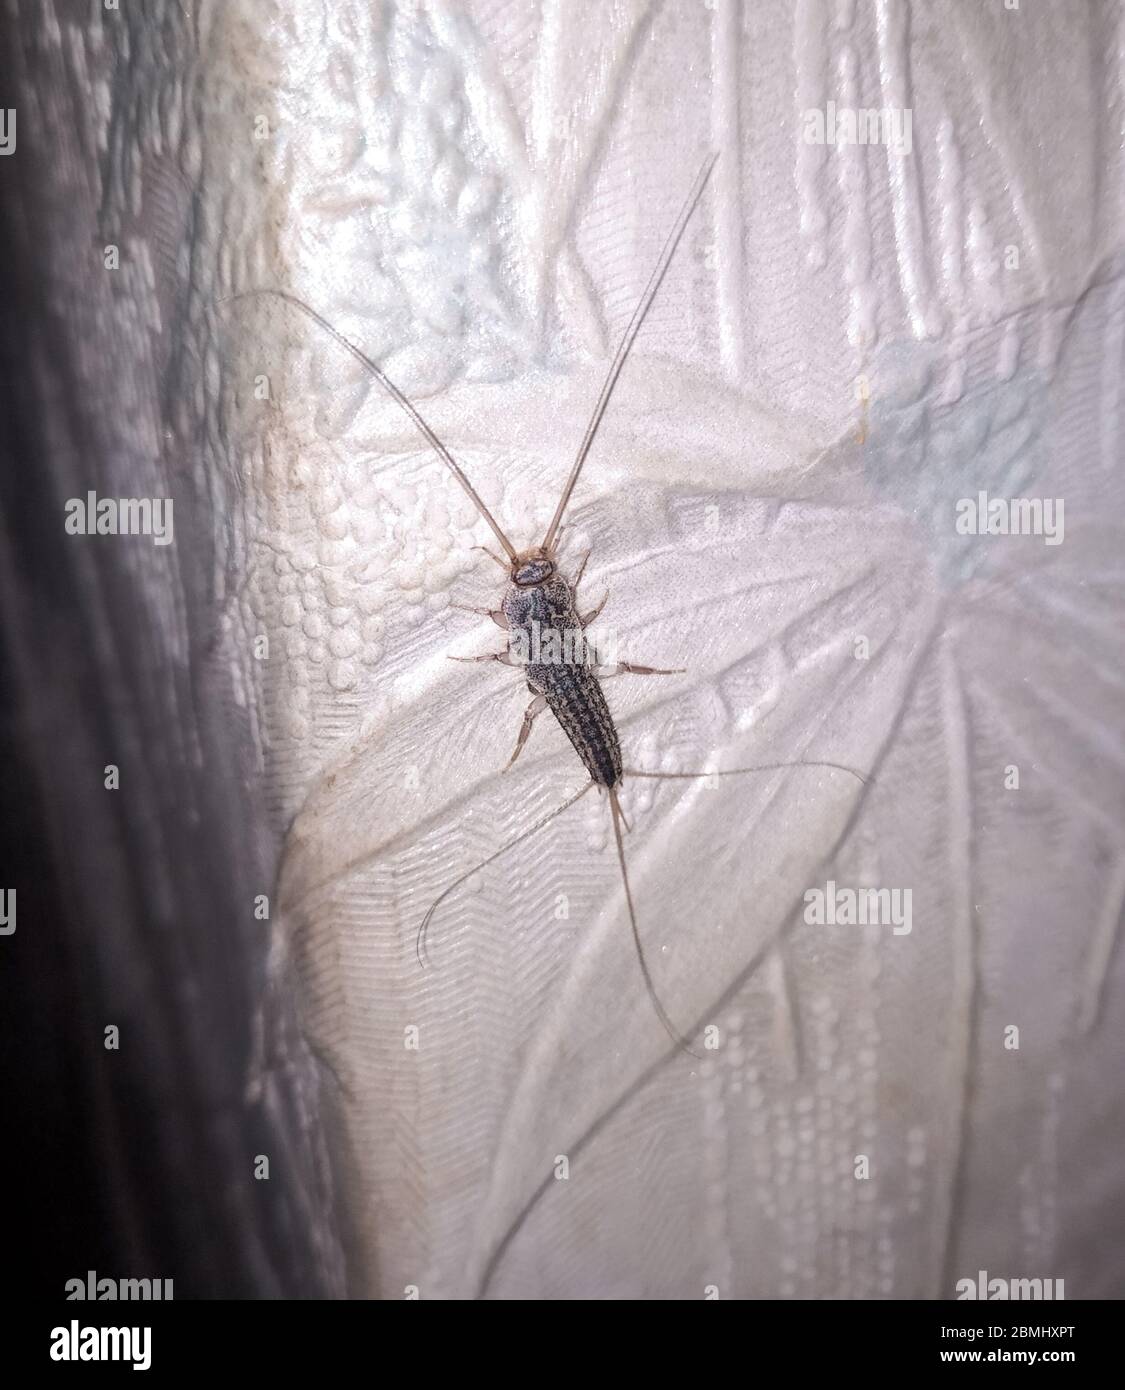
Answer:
[[203, 0, 1125, 1297]]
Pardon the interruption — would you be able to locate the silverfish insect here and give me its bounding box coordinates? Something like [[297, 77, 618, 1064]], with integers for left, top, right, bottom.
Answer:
[[230, 154, 865, 1056]]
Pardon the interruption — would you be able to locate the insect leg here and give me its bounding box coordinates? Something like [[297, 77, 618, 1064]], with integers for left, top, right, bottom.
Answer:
[[417, 781, 595, 966], [451, 602, 508, 629], [597, 661, 685, 677], [448, 650, 518, 666], [473, 545, 509, 570], [568, 549, 608, 625], [579, 592, 610, 628], [504, 692, 548, 771]]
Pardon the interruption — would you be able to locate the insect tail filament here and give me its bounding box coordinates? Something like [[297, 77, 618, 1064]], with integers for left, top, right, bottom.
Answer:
[[624, 761, 870, 786], [416, 781, 594, 966], [608, 787, 702, 1059]]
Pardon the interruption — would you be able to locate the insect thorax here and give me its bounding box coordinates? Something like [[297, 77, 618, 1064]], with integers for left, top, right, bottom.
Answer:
[[503, 575, 578, 640], [502, 575, 596, 668]]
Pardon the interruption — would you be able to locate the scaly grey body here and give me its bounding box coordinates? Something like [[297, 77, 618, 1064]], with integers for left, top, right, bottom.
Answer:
[[502, 572, 622, 789]]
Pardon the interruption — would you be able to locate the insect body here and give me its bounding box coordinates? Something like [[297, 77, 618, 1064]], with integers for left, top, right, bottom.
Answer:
[[504, 561, 621, 788], [485, 545, 676, 777], [230, 153, 864, 1057], [449, 534, 695, 1050]]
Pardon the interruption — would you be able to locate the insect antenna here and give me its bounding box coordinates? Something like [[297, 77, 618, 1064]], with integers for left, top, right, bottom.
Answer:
[[540, 153, 719, 554], [608, 788, 702, 1059], [416, 781, 595, 967], [222, 287, 519, 561]]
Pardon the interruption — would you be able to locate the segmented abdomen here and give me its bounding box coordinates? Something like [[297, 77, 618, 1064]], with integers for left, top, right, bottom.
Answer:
[[537, 663, 621, 788]]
